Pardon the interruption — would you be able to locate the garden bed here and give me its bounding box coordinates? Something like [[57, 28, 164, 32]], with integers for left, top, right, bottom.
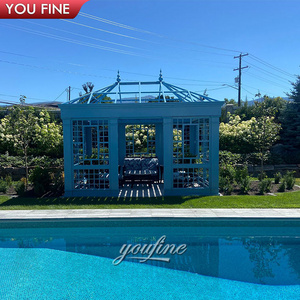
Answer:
[[228, 180, 300, 196]]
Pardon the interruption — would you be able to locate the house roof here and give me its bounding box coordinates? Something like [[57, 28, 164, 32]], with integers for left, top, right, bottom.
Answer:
[[62, 71, 220, 105]]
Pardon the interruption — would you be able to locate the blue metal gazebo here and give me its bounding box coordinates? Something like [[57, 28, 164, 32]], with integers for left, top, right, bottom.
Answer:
[[59, 72, 223, 197]]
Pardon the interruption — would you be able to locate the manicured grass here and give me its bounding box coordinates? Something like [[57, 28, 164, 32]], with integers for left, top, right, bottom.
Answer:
[[0, 191, 300, 209]]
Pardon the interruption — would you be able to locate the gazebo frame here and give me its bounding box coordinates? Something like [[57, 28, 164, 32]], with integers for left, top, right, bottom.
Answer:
[[59, 72, 224, 197]]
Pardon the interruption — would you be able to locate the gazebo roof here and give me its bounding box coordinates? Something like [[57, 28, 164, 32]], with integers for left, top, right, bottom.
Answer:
[[63, 71, 220, 105]]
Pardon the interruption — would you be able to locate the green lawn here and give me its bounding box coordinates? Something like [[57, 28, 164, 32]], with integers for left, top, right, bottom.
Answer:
[[0, 190, 300, 210]]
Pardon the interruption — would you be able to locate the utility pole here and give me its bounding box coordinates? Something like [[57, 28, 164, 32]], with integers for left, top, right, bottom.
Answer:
[[234, 53, 248, 107]]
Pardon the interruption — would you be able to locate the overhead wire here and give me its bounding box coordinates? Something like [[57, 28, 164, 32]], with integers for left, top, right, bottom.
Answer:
[[244, 60, 294, 82], [0, 93, 51, 102], [0, 99, 56, 107], [78, 12, 163, 37], [78, 12, 242, 54], [0, 59, 117, 80], [21, 20, 144, 51], [0, 23, 148, 58], [0, 13, 295, 100], [54, 89, 68, 101], [62, 16, 237, 57], [245, 72, 291, 90], [248, 54, 296, 78], [242, 84, 274, 97], [60, 19, 151, 43]]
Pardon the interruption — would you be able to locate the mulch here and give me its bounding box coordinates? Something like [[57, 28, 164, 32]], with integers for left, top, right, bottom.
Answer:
[[230, 181, 300, 195]]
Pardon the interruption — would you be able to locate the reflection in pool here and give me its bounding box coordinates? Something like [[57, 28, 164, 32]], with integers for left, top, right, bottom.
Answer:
[[0, 219, 300, 299]]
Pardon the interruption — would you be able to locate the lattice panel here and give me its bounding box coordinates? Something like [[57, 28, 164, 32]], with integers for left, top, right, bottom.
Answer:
[[173, 118, 209, 164], [74, 169, 109, 190], [72, 120, 109, 166], [173, 168, 209, 189]]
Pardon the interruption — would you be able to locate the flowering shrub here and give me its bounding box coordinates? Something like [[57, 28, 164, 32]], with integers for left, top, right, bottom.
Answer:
[[0, 107, 63, 157], [219, 115, 256, 154]]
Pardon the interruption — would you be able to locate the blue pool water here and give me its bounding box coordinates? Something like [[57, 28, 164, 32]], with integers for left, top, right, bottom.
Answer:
[[0, 218, 300, 299]]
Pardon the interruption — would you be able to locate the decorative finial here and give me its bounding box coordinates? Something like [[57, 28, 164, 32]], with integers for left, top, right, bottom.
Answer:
[[159, 69, 163, 82], [117, 70, 121, 82]]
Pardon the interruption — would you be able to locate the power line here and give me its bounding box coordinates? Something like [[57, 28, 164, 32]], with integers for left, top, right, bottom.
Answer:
[[21, 20, 144, 51], [0, 93, 51, 102], [2, 22, 235, 66], [78, 12, 163, 37], [242, 87, 255, 96], [244, 60, 293, 83], [248, 54, 296, 78], [0, 99, 57, 108], [54, 89, 68, 101], [0, 53, 234, 87], [0, 23, 147, 58], [79, 11, 242, 54], [61, 19, 152, 43], [242, 84, 274, 96], [0, 59, 117, 80], [61, 20, 235, 57], [245, 72, 291, 89]]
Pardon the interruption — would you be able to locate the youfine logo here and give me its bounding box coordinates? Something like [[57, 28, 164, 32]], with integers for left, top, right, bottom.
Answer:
[[113, 235, 187, 266], [0, 0, 89, 19]]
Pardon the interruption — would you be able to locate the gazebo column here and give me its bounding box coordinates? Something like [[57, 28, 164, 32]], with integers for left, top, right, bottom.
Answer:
[[109, 119, 119, 195], [210, 116, 220, 195], [163, 118, 173, 193], [62, 119, 73, 196]]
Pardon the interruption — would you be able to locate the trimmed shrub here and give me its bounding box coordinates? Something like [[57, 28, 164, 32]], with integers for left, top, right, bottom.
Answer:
[[284, 171, 296, 190], [258, 171, 267, 181], [29, 167, 51, 196], [15, 180, 25, 196], [51, 171, 64, 196], [274, 172, 282, 184], [0, 178, 8, 193], [278, 181, 286, 192], [5, 175, 12, 187], [259, 178, 272, 194], [219, 176, 233, 195], [220, 164, 235, 184], [235, 166, 248, 185], [240, 176, 251, 194]]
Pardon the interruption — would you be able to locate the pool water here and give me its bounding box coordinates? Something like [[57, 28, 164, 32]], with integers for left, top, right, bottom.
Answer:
[[0, 219, 300, 299]]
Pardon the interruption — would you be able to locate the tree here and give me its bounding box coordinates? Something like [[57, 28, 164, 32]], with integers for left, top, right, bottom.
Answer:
[[219, 115, 281, 170], [233, 96, 286, 121], [287, 75, 300, 102], [249, 116, 281, 175], [0, 106, 63, 188], [279, 76, 300, 162]]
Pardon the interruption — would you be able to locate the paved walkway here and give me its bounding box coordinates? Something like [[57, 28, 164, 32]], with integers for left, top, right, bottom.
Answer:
[[1, 208, 300, 219]]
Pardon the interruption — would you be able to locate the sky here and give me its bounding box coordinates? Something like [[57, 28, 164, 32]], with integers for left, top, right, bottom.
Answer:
[[0, 0, 299, 104]]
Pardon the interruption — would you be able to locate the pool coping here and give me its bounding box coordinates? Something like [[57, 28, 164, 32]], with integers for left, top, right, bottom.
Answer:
[[1, 208, 300, 219]]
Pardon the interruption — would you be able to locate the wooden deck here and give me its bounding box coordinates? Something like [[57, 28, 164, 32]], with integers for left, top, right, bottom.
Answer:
[[118, 183, 163, 198]]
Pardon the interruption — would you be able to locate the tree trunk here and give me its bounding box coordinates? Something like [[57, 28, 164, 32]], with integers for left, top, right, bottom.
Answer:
[[260, 149, 264, 179], [24, 146, 28, 191]]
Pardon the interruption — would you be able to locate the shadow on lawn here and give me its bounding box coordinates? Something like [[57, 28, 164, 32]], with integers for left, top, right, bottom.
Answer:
[[0, 195, 193, 207]]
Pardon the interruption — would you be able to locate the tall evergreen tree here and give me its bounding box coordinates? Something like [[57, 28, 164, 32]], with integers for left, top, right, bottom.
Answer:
[[280, 76, 300, 162]]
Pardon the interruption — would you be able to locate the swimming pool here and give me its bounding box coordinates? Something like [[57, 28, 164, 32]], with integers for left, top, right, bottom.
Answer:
[[1, 218, 300, 299]]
